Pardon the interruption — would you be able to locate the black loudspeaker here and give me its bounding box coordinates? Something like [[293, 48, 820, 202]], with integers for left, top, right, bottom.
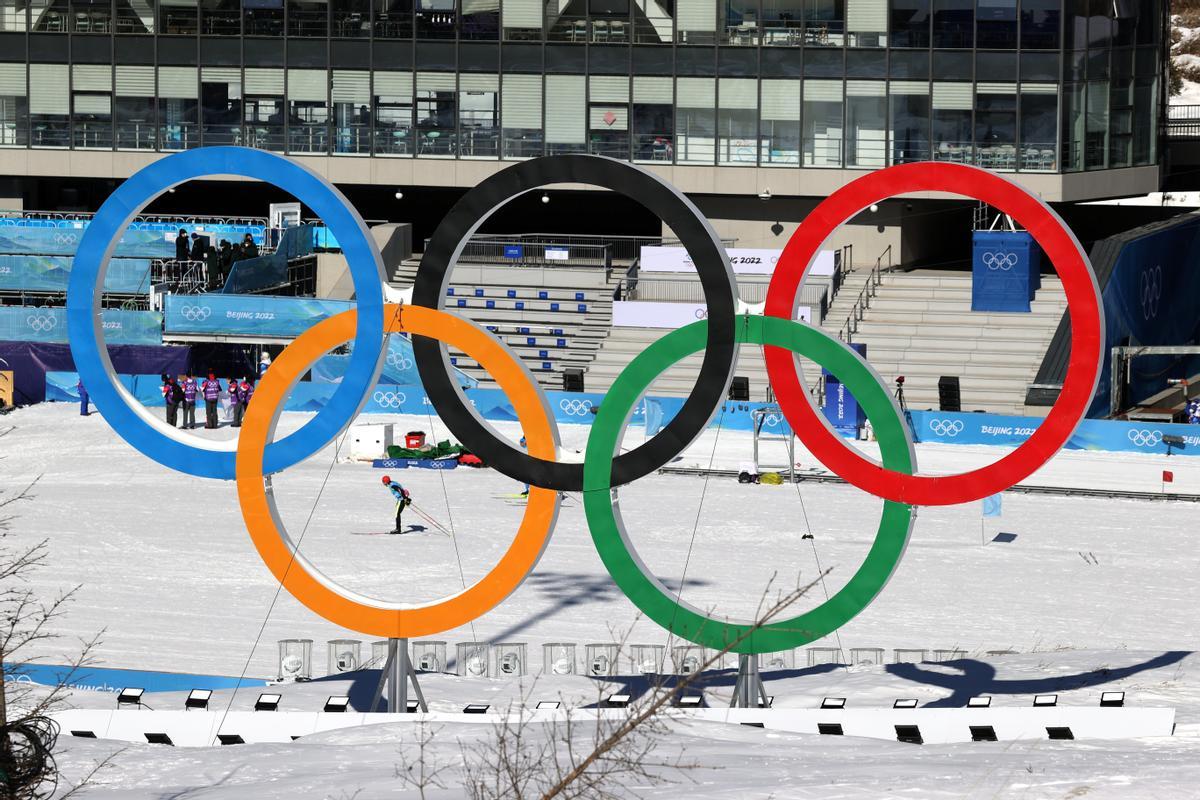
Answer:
[[729, 376, 750, 401], [563, 368, 584, 393], [937, 375, 961, 412]]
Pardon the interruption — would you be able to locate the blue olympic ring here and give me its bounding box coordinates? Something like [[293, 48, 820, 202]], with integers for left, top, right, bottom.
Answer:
[[66, 147, 386, 480]]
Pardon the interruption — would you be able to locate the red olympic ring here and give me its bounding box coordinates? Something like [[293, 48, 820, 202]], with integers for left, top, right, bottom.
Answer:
[[764, 162, 1103, 506]]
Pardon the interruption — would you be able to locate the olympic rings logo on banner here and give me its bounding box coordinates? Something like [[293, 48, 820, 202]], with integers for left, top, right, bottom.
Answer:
[[1140, 264, 1162, 320], [372, 390, 407, 408], [27, 313, 57, 332], [386, 351, 414, 371], [928, 418, 965, 437], [558, 398, 594, 417], [53, 232, 78, 246], [1127, 429, 1163, 448], [981, 250, 1019, 271], [73, 150, 1103, 652], [180, 305, 212, 321]]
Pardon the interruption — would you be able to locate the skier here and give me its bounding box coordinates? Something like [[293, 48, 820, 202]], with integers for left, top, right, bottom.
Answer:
[[201, 372, 222, 429], [382, 475, 412, 534], [181, 372, 198, 430], [259, 352, 272, 378], [1188, 397, 1200, 425]]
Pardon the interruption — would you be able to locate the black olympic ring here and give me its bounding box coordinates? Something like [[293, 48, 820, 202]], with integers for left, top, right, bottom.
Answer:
[[411, 155, 737, 492]]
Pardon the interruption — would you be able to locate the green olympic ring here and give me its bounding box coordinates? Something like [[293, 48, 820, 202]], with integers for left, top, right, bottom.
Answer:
[[583, 314, 917, 654]]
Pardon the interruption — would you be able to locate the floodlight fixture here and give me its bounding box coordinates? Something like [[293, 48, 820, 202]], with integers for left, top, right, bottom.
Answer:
[[463, 703, 490, 714], [967, 696, 992, 708], [817, 723, 843, 735], [677, 695, 703, 708], [255, 693, 282, 712], [535, 701, 562, 710], [893, 698, 918, 709], [217, 734, 245, 745], [144, 733, 174, 746], [895, 724, 923, 745], [1100, 691, 1125, 707], [820, 697, 846, 710], [1046, 726, 1074, 740], [116, 688, 144, 709], [1033, 694, 1058, 708], [323, 695, 351, 713], [185, 689, 212, 711], [969, 725, 997, 742]]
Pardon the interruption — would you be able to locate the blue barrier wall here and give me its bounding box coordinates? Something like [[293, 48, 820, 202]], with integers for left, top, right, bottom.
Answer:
[[909, 409, 1200, 457], [9, 663, 268, 694], [1, 307, 162, 345], [1089, 215, 1200, 415], [0, 255, 152, 294], [971, 230, 1042, 312], [47, 371, 1200, 457]]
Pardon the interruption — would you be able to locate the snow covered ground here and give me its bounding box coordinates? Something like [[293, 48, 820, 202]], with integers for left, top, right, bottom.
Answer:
[[4, 402, 1200, 798]]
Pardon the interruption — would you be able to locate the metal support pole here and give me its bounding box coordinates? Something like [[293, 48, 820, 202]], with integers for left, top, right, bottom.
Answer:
[[388, 638, 402, 714], [730, 654, 768, 709]]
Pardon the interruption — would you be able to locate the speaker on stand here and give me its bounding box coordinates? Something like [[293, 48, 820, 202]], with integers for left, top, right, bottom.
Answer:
[[938, 376, 961, 412]]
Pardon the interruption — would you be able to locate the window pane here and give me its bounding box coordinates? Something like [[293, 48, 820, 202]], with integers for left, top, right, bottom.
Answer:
[[332, 70, 371, 153], [633, 0, 672, 43], [502, 73, 543, 157], [31, 64, 70, 147], [632, 75, 673, 161], [676, 76, 715, 163], [889, 83, 929, 163], [202, 67, 241, 146], [803, 78, 842, 166], [1020, 0, 1059, 50], [723, 0, 760, 46], [244, 0, 283, 35], [890, 0, 929, 48], [70, 0, 112, 33], [459, 73, 498, 156], [718, 77, 756, 164], [503, 0, 542, 40], [416, 0, 456, 39], [761, 0, 802, 46], [244, 68, 285, 150], [201, 0, 241, 34], [589, 75, 629, 158], [118, 0, 154, 31], [1, 0, 28, 30], [975, 0, 1016, 49], [679, 0, 717, 45], [546, 74, 586, 153], [0, 63, 29, 147], [159, 66, 199, 149], [1060, 80, 1084, 171], [1108, 77, 1132, 168], [375, 0, 413, 37], [1132, 77, 1156, 166], [116, 65, 156, 149], [29, 0, 67, 31], [289, 69, 329, 153], [73, 64, 113, 149], [462, 0, 499, 39], [846, 0, 884, 47], [932, 82, 972, 163], [289, 0, 329, 36], [804, 0, 845, 46], [330, 0, 370, 36], [976, 88, 1016, 169], [1019, 88, 1057, 171], [160, 0, 198, 34], [932, 0, 970, 48], [1085, 78, 1108, 169], [846, 80, 885, 167], [416, 72, 456, 155], [760, 78, 799, 165], [373, 71, 414, 155]]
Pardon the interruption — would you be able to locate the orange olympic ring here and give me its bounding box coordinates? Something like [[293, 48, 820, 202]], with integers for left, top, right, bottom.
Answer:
[[235, 304, 560, 638]]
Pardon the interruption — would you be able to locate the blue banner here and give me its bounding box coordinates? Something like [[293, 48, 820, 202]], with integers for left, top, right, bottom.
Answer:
[[504, 245, 524, 260], [0, 255, 152, 294], [1, 307, 162, 345], [910, 409, 1200, 457], [163, 293, 354, 338], [821, 342, 866, 434], [0, 219, 265, 258], [8, 663, 268, 694], [972, 230, 1041, 312], [310, 334, 476, 388]]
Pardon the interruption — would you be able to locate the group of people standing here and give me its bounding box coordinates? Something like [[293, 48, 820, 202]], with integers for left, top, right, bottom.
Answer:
[[161, 373, 256, 430], [174, 229, 261, 291]]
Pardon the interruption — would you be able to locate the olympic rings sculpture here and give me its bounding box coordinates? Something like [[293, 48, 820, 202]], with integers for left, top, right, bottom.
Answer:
[[71, 149, 1103, 653]]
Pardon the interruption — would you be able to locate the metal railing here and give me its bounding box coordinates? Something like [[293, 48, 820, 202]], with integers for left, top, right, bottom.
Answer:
[[461, 233, 737, 264], [1167, 104, 1200, 138], [150, 259, 209, 294], [838, 245, 892, 343], [441, 238, 613, 270], [0, 208, 269, 228]]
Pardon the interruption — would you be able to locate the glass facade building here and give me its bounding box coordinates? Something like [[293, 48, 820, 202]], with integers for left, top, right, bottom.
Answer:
[[0, 1, 1167, 176]]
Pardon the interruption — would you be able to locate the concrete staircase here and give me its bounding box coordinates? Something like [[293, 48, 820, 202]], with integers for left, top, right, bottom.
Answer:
[[844, 270, 1067, 416]]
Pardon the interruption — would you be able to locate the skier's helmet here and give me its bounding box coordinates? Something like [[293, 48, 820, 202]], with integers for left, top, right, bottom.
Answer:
[[381, 475, 391, 484]]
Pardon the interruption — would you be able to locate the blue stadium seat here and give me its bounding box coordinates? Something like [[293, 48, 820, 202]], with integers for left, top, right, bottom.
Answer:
[[474, 288, 484, 297], [447, 287, 455, 296], [550, 303, 560, 311], [515, 301, 525, 310], [577, 304, 587, 312], [526, 337, 536, 346], [575, 292, 584, 301], [457, 299, 467, 307], [486, 300, 495, 309], [506, 289, 516, 298], [557, 338, 567, 347]]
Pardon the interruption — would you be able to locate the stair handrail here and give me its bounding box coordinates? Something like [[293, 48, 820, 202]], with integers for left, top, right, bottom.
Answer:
[[837, 245, 892, 343]]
